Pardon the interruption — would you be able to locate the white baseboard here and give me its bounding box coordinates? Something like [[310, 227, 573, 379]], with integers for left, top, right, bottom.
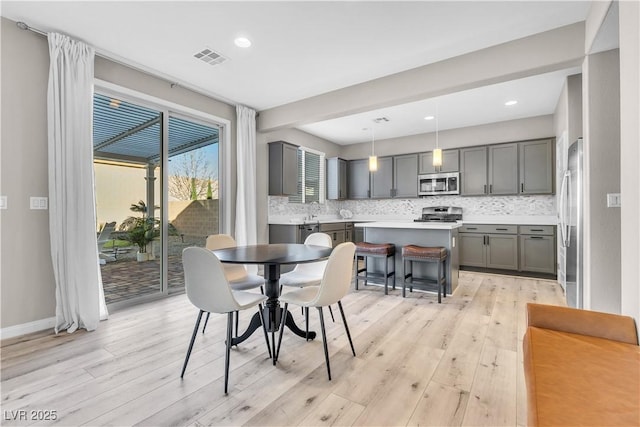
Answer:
[[1, 317, 56, 340]]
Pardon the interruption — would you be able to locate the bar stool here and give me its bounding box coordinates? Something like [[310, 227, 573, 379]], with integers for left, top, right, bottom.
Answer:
[[402, 245, 448, 303], [355, 242, 396, 295]]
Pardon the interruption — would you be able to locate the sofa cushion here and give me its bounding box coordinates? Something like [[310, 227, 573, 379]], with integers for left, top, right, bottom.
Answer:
[[524, 326, 640, 426]]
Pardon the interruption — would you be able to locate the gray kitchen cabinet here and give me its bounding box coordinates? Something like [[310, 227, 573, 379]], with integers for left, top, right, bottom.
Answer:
[[419, 149, 459, 174], [393, 153, 418, 198], [320, 222, 346, 247], [519, 225, 556, 273], [459, 233, 486, 267], [268, 141, 298, 196], [460, 146, 488, 195], [345, 223, 354, 243], [519, 139, 554, 194], [459, 224, 518, 270], [488, 143, 519, 195], [348, 159, 370, 199], [370, 156, 394, 198], [485, 234, 519, 270], [326, 157, 348, 200]]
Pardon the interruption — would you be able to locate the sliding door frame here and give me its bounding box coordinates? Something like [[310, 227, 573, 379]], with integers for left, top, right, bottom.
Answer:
[[94, 79, 231, 306]]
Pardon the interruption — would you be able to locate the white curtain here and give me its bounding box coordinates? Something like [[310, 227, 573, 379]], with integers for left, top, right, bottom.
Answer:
[[235, 105, 258, 258], [47, 32, 108, 333]]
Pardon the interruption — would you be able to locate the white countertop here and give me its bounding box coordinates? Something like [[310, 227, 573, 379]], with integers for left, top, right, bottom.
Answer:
[[355, 221, 462, 230]]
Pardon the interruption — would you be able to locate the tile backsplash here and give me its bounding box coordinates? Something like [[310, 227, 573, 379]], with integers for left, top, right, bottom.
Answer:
[[269, 195, 556, 219]]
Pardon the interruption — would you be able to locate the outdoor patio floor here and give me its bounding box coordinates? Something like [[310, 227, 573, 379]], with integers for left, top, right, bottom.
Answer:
[[100, 255, 185, 305]]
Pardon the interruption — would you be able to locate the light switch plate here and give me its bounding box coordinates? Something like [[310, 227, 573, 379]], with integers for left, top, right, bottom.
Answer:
[[606, 193, 621, 208], [0, 196, 6, 209], [30, 196, 48, 210]]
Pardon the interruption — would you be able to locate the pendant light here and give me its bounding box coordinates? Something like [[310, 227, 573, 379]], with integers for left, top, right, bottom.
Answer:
[[368, 126, 378, 172], [433, 103, 442, 167]]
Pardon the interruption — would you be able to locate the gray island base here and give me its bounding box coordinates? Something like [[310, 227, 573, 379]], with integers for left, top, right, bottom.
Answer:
[[355, 222, 461, 296]]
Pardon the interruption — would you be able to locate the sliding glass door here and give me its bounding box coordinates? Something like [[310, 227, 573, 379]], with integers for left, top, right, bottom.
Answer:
[[166, 114, 220, 294], [93, 91, 221, 306]]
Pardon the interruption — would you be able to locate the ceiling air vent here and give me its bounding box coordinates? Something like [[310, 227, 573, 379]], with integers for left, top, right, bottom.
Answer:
[[373, 117, 390, 123], [193, 48, 227, 66]]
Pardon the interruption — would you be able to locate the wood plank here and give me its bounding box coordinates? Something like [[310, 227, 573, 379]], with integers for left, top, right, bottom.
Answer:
[[407, 381, 470, 427], [462, 345, 517, 426], [297, 392, 365, 427]]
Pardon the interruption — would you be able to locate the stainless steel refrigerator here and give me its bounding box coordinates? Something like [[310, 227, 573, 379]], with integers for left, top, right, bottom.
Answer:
[[560, 138, 583, 308]]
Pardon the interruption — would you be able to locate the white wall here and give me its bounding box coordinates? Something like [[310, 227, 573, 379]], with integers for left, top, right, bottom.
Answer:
[[619, 0, 640, 325], [582, 49, 621, 314]]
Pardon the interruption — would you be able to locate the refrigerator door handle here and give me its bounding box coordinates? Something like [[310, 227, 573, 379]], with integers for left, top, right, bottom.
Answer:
[[559, 171, 569, 247], [565, 172, 572, 248]]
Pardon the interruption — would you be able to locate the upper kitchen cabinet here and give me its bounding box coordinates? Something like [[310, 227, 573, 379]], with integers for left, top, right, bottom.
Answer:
[[460, 146, 488, 195], [348, 158, 370, 199], [393, 153, 418, 198], [519, 139, 554, 194], [419, 149, 459, 174], [370, 156, 394, 198], [326, 157, 348, 200], [488, 143, 518, 195], [268, 141, 298, 196], [460, 139, 554, 196]]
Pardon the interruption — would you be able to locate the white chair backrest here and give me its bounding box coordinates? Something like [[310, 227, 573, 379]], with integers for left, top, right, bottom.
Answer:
[[182, 247, 240, 314], [291, 232, 333, 276], [311, 242, 356, 307], [205, 234, 248, 282]]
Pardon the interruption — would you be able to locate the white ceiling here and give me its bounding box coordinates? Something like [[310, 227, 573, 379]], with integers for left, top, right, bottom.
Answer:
[[1, 1, 592, 144]]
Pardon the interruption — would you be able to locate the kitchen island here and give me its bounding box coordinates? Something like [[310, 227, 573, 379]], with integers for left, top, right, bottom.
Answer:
[[355, 221, 462, 295]]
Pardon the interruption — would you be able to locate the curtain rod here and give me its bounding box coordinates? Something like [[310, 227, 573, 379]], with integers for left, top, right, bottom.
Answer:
[[16, 21, 47, 37]]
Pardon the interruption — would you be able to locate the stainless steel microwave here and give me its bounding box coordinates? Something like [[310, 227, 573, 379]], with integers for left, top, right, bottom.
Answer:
[[418, 172, 460, 196]]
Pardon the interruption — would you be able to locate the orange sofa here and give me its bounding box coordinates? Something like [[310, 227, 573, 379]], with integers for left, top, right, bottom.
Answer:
[[523, 303, 640, 426]]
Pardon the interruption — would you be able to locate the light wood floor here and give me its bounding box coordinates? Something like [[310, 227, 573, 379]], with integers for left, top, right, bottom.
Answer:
[[1, 271, 565, 426]]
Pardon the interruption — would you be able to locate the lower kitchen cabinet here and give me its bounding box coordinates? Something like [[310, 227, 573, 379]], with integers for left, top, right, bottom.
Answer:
[[519, 225, 556, 274], [486, 234, 519, 270], [459, 228, 518, 271], [460, 223, 556, 275]]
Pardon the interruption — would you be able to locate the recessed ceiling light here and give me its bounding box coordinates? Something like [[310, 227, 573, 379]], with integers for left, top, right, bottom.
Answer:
[[505, 100, 518, 106], [424, 115, 435, 120], [234, 37, 252, 48]]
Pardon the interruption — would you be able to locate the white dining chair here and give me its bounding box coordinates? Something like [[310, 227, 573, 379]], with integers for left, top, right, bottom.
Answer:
[[279, 232, 334, 332], [180, 247, 270, 394], [203, 234, 265, 335], [276, 242, 357, 380]]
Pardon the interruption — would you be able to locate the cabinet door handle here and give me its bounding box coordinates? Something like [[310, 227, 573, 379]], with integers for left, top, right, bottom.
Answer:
[[530, 236, 544, 239], [467, 227, 478, 230], [521, 183, 524, 192], [496, 228, 508, 231], [531, 228, 544, 232], [489, 184, 492, 193], [483, 184, 487, 194], [483, 235, 487, 245]]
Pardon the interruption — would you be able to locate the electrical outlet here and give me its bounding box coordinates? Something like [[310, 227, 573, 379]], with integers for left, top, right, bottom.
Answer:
[[606, 193, 621, 208], [30, 196, 48, 210], [0, 196, 7, 209]]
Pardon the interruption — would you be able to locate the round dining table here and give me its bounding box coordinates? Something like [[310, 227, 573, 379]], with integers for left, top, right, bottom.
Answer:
[[212, 243, 333, 357]]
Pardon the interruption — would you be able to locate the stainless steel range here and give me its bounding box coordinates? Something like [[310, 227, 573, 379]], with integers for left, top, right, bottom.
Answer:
[[414, 206, 463, 223]]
